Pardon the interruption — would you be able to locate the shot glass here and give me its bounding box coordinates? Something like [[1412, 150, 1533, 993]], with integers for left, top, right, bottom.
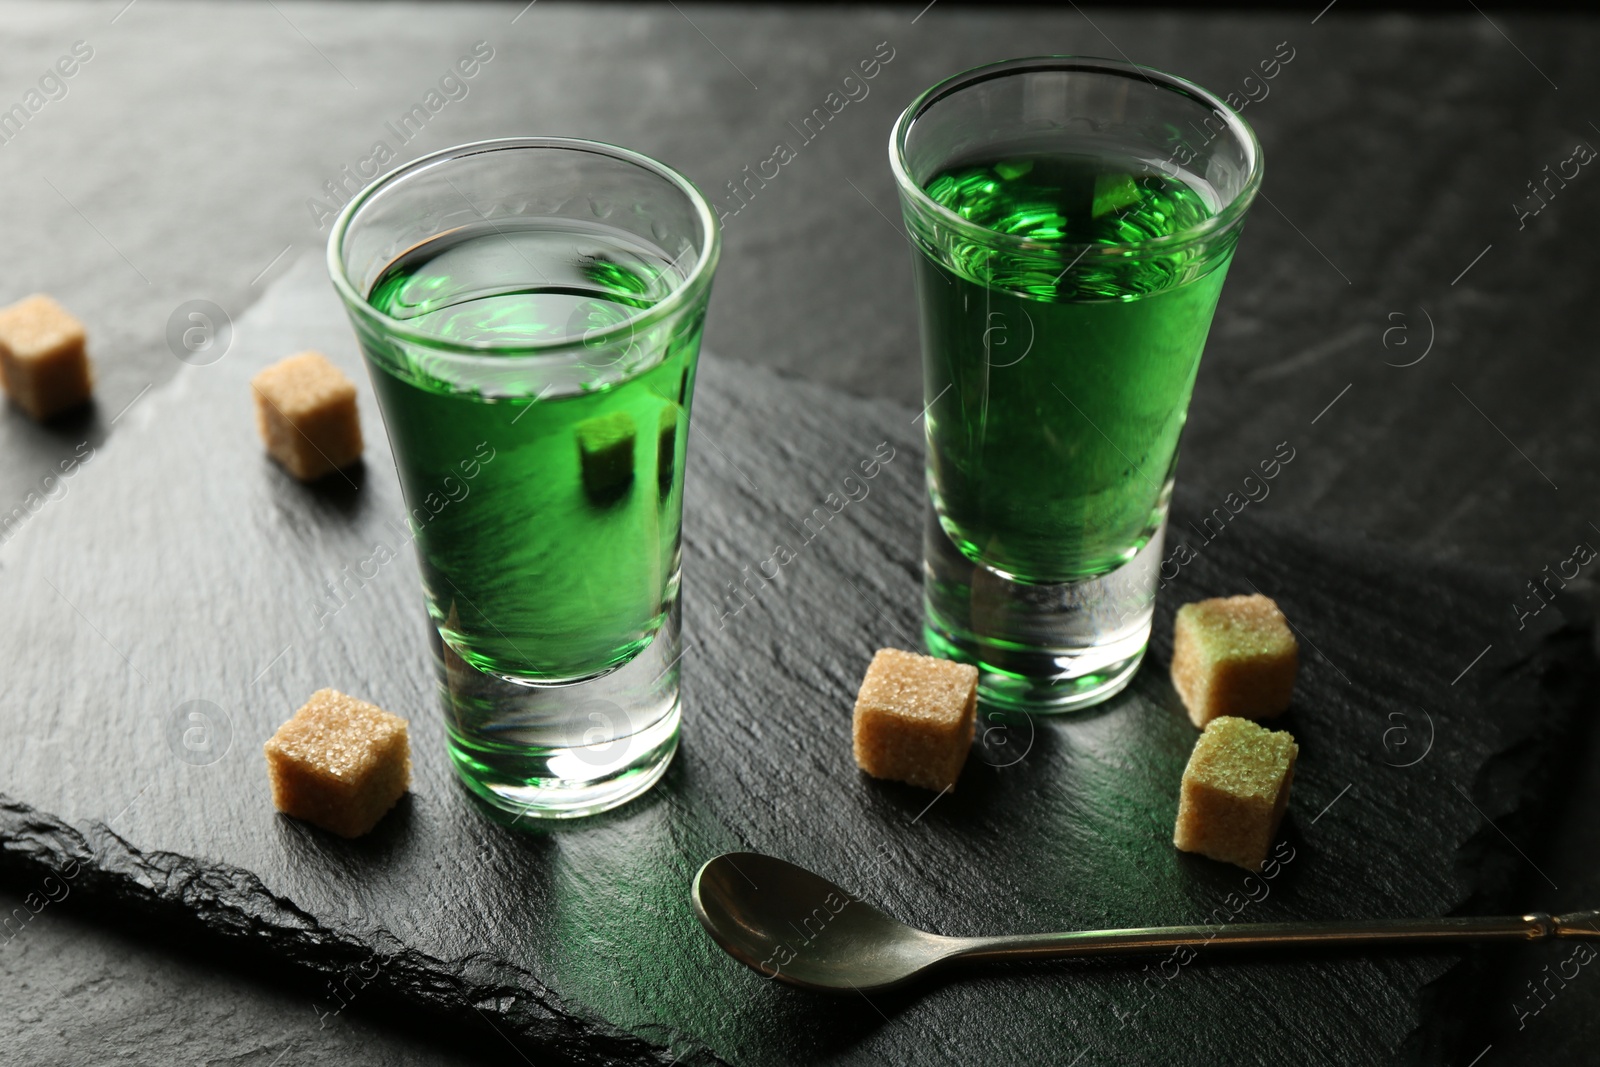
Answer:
[[328, 138, 720, 818], [890, 58, 1263, 711]]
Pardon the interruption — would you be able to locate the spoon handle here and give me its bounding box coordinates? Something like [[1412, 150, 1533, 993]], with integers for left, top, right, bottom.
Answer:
[[949, 909, 1600, 964]]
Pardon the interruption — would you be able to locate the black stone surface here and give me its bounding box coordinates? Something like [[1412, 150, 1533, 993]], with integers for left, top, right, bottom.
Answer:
[[0, 883, 495, 1067], [1, 3, 1598, 1064], [0, 254, 1590, 1066]]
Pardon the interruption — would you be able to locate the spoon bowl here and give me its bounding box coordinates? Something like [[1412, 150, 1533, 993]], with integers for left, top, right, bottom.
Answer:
[[692, 852, 949, 992]]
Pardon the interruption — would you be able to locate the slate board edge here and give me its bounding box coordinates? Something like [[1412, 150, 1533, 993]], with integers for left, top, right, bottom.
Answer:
[[1411, 593, 1597, 1065], [0, 796, 724, 1067]]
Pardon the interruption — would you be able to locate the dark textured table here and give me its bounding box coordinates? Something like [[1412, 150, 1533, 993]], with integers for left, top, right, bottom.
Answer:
[[0, 3, 1596, 1065]]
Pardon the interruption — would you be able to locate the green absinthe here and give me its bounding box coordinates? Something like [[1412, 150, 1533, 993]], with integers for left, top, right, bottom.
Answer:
[[363, 218, 700, 681], [914, 149, 1238, 584]]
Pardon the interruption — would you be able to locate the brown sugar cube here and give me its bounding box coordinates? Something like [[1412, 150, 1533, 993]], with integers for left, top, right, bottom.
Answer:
[[1173, 716, 1298, 871], [264, 688, 410, 838], [852, 648, 978, 792], [0, 294, 93, 420], [251, 351, 363, 481], [1170, 594, 1298, 727]]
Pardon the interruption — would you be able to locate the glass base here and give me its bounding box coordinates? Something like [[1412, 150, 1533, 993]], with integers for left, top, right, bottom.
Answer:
[[434, 597, 682, 821], [923, 510, 1164, 713]]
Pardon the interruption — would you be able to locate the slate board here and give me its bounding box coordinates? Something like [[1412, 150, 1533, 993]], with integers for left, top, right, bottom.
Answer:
[[0, 255, 1589, 1067]]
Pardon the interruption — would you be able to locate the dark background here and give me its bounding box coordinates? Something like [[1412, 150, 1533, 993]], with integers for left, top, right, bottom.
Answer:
[[0, 2, 1596, 1064]]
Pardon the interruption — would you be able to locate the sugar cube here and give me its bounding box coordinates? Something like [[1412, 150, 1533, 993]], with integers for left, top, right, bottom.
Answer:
[[656, 408, 678, 498], [1173, 716, 1298, 871], [264, 688, 410, 838], [251, 351, 363, 482], [0, 294, 93, 420], [852, 648, 978, 792], [1170, 594, 1298, 727], [577, 410, 636, 503]]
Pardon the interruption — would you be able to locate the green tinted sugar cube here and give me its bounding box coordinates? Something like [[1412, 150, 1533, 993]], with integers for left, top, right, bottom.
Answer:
[[577, 410, 636, 504]]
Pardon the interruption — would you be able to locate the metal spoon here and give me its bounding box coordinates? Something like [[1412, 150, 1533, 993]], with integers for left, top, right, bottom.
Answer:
[[692, 852, 1600, 993]]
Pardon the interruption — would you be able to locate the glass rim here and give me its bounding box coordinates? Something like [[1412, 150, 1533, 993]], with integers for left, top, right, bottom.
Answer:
[[888, 56, 1265, 260], [326, 136, 722, 359]]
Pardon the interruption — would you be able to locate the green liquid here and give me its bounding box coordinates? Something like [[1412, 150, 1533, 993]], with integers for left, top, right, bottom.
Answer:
[[915, 150, 1236, 583], [363, 219, 700, 681]]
